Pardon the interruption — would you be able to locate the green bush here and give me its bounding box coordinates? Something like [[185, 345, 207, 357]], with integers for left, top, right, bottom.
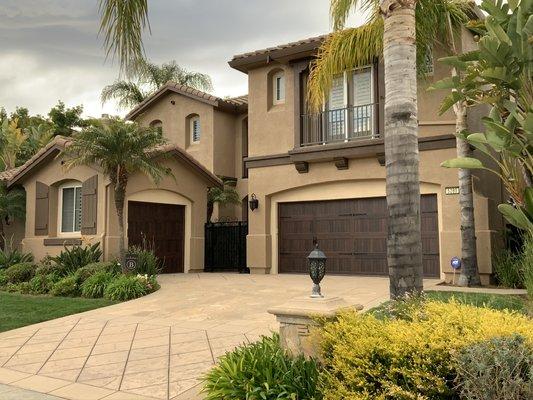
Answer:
[[50, 275, 79, 297], [126, 246, 162, 276], [51, 243, 102, 276], [81, 271, 115, 298], [104, 275, 148, 301], [17, 281, 32, 294], [0, 270, 8, 288], [76, 262, 121, 284], [493, 248, 524, 288], [0, 246, 33, 270], [522, 234, 533, 297], [319, 300, 533, 400], [455, 335, 533, 400], [5, 263, 35, 284], [27, 273, 60, 295], [35, 258, 62, 276], [203, 334, 321, 400]]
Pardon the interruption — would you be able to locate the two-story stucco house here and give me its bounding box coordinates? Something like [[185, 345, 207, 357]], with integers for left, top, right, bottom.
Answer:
[[2, 30, 504, 284]]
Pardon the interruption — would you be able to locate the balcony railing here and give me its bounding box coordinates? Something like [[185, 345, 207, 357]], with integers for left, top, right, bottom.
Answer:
[[300, 103, 379, 147]]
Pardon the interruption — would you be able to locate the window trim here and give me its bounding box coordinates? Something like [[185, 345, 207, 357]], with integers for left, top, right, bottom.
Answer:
[[190, 116, 201, 143], [58, 183, 82, 236], [272, 71, 285, 105]]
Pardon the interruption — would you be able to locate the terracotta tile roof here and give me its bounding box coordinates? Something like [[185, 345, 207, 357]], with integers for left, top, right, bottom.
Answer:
[[231, 34, 328, 62], [126, 82, 248, 120], [6, 134, 222, 188]]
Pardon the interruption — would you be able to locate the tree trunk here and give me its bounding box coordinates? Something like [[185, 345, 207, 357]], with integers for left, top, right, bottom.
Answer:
[[454, 101, 481, 286], [0, 219, 4, 252], [381, 0, 423, 299], [114, 183, 127, 272]]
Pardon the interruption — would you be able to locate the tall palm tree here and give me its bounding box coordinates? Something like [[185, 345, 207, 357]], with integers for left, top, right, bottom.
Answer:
[[0, 185, 25, 251], [61, 118, 170, 265], [308, 0, 475, 296], [101, 60, 213, 109]]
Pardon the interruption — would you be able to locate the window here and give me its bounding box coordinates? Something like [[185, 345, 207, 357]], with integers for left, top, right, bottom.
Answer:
[[191, 116, 201, 142], [60, 185, 82, 233], [150, 120, 163, 135], [273, 71, 285, 104]]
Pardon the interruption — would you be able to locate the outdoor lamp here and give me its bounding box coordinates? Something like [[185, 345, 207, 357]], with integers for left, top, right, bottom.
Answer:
[[307, 243, 327, 298], [249, 193, 259, 211]]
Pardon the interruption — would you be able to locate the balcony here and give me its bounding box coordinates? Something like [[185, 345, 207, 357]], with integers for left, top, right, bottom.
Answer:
[[300, 103, 379, 147]]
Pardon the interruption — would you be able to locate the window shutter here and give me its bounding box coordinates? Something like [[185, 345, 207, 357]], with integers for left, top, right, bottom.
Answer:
[[35, 181, 49, 236], [328, 75, 345, 110], [353, 68, 372, 106], [81, 175, 98, 235]]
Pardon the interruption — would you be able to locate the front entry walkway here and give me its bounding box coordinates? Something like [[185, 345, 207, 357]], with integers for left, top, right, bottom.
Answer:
[[0, 274, 440, 400]]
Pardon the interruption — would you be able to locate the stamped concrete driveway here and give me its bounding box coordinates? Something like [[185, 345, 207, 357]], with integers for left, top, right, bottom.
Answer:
[[0, 274, 440, 400]]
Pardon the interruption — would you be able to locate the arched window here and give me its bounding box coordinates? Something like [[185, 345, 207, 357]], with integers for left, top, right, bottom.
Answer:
[[272, 71, 285, 104], [190, 115, 201, 143], [149, 120, 163, 135]]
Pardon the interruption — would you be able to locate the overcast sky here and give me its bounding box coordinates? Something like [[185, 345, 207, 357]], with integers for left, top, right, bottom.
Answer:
[[0, 0, 368, 118]]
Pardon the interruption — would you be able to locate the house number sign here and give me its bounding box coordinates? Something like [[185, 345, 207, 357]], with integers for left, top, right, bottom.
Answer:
[[445, 186, 460, 195], [125, 255, 138, 272]]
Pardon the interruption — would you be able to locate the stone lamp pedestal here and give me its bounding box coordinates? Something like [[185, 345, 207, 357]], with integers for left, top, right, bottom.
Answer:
[[268, 297, 363, 359]]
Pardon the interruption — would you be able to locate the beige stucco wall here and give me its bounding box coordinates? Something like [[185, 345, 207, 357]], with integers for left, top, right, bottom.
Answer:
[[245, 148, 501, 283], [4, 218, 25, 251], [19, 155, 212, 272]]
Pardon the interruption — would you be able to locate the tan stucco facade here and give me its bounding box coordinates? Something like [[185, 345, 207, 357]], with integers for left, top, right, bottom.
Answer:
[[7, 28, 504, 282]]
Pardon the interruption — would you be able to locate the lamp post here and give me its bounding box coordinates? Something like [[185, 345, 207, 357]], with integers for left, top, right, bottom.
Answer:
[[307, 243, 327, 298]]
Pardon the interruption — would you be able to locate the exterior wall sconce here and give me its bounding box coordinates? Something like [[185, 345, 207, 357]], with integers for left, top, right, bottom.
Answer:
[[249, 193, 259, 211], [308, 243, 327, 298]]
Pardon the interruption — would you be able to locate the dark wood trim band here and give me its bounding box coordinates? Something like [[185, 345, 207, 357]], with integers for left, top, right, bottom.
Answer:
[[44, 238, 83, 246], [244, 153, 292, 169]]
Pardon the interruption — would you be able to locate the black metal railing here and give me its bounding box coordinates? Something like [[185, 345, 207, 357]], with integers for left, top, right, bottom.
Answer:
[[204, 221, 248, 273], [300, 103, 378, 146]]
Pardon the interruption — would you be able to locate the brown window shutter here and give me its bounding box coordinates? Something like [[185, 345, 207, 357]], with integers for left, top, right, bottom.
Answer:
[[35, 181, 49, 236], [81, 175, 98, 235]]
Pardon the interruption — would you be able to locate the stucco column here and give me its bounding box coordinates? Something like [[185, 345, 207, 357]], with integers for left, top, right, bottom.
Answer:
[[246, 192, 271, 274]]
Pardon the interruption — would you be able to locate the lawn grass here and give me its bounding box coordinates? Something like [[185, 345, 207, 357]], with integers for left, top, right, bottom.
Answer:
[[424, 290, 528, 314], [0, 292, 117, 333]]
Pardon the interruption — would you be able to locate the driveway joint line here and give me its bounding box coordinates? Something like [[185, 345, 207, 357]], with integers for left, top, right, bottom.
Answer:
[[74, 320, 109, 382], [36, 318, 82, 375], [204, 330, 216, 365], [117, 323, 139, 392], [1, 328, 40, 367]]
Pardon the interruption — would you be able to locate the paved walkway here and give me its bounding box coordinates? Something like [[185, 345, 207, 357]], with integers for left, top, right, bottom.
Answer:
[[0, 274, 440, 400]]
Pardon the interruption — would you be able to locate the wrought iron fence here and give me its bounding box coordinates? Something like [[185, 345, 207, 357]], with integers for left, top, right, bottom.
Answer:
[[204, 221, 248, 273], [301, 103, 378, 146]]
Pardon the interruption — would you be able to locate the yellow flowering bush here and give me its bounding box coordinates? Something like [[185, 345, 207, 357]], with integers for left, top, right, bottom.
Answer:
[[318, 300, 533, 400]]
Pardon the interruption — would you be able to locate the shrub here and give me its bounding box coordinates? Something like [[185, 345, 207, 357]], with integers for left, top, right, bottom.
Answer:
[[455, 335, 533, 400], [136, 274, 160, 293], [0, 245, 34, 270], [81, 271, 115, 298], [104, 275, 148, 301], [17, 281, 32, 294], [27, 273, 59, 295], [493, 248, 524, 288], [126, 246, 162, 276], [51, 243, 102, 276], [5, 263, 35, 284], [521, 234, 533, 297], [35, 257, 62, 276], [203, 334, 321, 400], [0, 270, 8, 288], [50, 275, 79, 297], [318, 300, 533, 400], [76, 262, 121, 284]]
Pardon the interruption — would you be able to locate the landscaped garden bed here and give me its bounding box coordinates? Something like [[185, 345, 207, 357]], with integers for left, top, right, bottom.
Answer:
[[0, 242, 161, 331]]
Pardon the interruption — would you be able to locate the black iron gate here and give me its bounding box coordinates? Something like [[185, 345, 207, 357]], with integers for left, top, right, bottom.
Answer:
[[204, 221, 248, 272]]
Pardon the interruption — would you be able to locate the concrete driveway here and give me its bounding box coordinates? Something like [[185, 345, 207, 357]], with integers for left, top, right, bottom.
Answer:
[[0, 273, 440, 400]]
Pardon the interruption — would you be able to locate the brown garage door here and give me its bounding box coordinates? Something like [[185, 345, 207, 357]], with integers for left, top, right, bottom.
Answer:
[[128, 201, 185, 273], [278, 195, 440, 277]]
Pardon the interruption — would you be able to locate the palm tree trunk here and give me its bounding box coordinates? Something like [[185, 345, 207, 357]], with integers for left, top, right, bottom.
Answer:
[[114, 183, 127, 271], [381, 0, 423, 299], [454, 101, 481, 286]]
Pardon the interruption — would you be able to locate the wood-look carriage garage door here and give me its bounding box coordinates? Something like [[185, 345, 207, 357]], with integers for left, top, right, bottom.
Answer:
[[278, 194, 440, 277], [128, 201, 185, 273]]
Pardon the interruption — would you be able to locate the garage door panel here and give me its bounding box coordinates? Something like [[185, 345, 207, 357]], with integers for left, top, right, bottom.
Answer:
[[278, 195, 440, 277]]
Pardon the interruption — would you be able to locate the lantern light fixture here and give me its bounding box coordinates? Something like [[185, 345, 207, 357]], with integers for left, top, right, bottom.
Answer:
[[249, 193, 259, 211], [307, 243, 327, 298]]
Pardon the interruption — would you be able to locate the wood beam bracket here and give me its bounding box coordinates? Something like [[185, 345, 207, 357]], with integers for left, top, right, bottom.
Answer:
[[294, 161, 309, 174], [376, 153, 386, 166], [334, 157, 349, 170]]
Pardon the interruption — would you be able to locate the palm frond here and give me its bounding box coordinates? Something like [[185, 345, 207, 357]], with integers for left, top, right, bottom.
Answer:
[[139, 60, 214, 92], [98, 0, 150, 76], [308, 20, 383, 110], [101, 81, 147, 109], [330, 0, 379, 30]]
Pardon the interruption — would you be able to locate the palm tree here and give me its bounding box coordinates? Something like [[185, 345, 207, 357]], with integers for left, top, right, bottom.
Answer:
[[307, 0, 476, 296], [101, 60, 213, 109], [0, 185, 25, 251], [61, 118, 170, 265], [207, 180, 240, 222]]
